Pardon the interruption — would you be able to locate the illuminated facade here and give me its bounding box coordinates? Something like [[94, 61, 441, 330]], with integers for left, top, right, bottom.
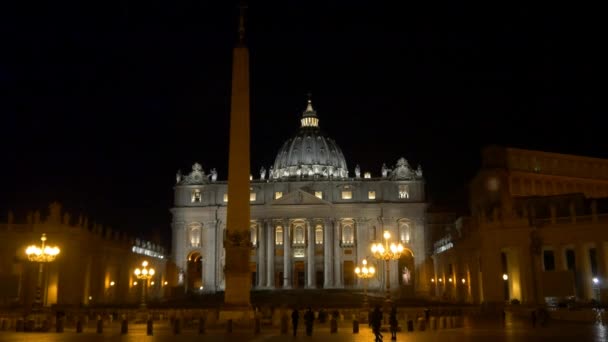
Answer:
[[431, 147, 608, 306], [171, 101, 430, 296], [0, 203, 168, 307]]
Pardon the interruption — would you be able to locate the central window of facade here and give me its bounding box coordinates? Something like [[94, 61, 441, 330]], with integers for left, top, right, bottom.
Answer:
[[275, 226, 283, 245], [315, 191, 323, 199], [293, 225, 305, 245], [342, 224, 354, 245], [315, 226, 323, 245], [275, 191, 283, 199], [368, 190, 376, 200], [398, 185, 410, 199], [250, 192, 257, 202], [399, 223, 411, 243], [191, 189, 202, 203], [341, 191, 352, 200], [189, 223, 202, 248]]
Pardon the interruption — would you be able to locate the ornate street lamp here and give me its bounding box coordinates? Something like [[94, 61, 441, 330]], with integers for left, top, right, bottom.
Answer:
[[134, 261, 155, 308], [371, 230, 404, 305], [25, 233, 60, 308], [354, 258, 375, 308]]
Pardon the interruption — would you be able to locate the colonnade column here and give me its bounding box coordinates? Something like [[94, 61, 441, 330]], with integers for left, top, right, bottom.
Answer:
[[334, 219, 343, 288], [323, 218, 334, 288], [266, 221, 275, 288], [306, 220, 315, 288], [283, 220, 292, 288], [256, 221, 266, 288], [204, 220, 217, 291]]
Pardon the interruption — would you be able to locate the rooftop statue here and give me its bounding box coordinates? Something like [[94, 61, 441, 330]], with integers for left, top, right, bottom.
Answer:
[[355, 164, 361, 178], [260, 166, 266, 180]]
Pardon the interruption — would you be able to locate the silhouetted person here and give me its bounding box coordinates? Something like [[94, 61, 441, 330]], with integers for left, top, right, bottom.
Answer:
[[304, 307, 314, 336], [318, 308, 326, 323], [371, 305, 383, 342], [389, 306, 398, 340], [291, 308, 300, 337]]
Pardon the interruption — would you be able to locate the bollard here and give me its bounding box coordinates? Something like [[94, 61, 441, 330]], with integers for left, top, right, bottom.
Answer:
[[352, 319, 359, 334], [254, 317, 261, 335], [407, 320, 414, 332], [121, 319, 128, 335], [417, 317, 426, 331], [96, 318, 103, 334], [198, 317, 206, 334], [76, 319, 83, 333], [439, 316, 446, 329], [56, 318, 64, 333], [280, 315, 289, 335], [147, 319, 153, 336], [430, 317, 437, 330], [226, 319, 233, 333], [330, 318, 338, 334], [173, 318, 181, 335]]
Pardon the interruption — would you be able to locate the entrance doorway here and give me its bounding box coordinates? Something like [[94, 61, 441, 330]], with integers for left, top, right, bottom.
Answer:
[[187, 251, 203, 291], [398, 249, 415, 297], [343, 261, 355, 287], [294, 261, 305, 288]]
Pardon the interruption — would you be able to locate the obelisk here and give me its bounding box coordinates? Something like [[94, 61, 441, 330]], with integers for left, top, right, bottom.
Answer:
[[223, 2, 251, 312]]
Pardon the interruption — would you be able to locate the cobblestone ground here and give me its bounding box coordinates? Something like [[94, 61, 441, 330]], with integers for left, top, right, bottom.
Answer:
[[0, 315, 606, 342]]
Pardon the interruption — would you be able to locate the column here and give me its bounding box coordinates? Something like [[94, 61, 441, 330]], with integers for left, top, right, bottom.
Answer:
[[256, 221, 266, 288], [204, 220, 217, 291], [266, 221, 275, 288], [306, 220, 315, 288], [283, 220, 292, 288], [334, 220, 343, 287], [324, 218, 333, 288]]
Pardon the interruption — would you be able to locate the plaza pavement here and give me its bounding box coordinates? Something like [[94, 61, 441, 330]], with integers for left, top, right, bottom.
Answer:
[[0, 315, 606, 341]]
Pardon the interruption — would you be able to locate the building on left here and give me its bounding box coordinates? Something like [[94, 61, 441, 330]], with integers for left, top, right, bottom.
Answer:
[[0, 202, 169, 308]]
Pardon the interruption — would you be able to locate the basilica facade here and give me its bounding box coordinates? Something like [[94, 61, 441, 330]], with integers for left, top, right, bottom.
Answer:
[[171, 100, 431, 297]]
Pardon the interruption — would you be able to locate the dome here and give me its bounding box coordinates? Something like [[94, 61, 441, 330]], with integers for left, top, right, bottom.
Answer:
[[271, 99, 348, 180]]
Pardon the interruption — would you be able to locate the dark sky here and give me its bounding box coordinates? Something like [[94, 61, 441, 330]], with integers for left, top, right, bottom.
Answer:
[[1, 1, 606, 246]]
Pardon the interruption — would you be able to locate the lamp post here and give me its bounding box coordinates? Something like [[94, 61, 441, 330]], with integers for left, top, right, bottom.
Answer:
[[371, 230, 405, 305], [25, 233, 60, 308], [134, 261, 155, 308], [354, 258, 376, 308]]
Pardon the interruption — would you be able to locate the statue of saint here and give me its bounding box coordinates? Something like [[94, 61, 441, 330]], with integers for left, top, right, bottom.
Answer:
[[415, 165, 423, 178], [260, 166, 266, 180], [269, 166, 274, 179], [355, 164, 361, 178], [176, 170, 182, 184], [210, 168, 218, 182], [381, 163, 388, 178]]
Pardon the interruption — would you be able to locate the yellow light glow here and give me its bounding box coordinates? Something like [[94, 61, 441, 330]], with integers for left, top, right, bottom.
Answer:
[[149, 269, 155, 276], [355, 267, 360, 274], [362, 259, 367, 266], [151, 281, 155, 285], [164, 281, 168, 286], [383, 231, 390, 239], [142, 261, 148, 267], [142, 269, 148, 276], [134, 269, 141, 276], [369, 267, 375, 274], [448, 278, 452, 282], [133, 281, 138, 286], [431, 278, 435, 282], [110, 281, 115, 286], [439, 278, 442, 282], [461, 278, 466, 284], [502, 273, 508, 281]]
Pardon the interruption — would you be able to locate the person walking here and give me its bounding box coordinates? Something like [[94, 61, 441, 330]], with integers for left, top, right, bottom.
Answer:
[[291, 308, 300, 337], [371, 305, 383, 342], [304, 307, 314, 336], [389, 306, 398, 340]]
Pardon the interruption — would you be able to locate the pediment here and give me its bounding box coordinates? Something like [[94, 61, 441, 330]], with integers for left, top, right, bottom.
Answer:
[[271, 189, 331, 206]]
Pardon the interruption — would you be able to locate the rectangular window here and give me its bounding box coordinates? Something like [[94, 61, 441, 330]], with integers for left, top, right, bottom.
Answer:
[[368, 190, 376, 200], [341, 191, 352, 200], [543, 250, 555, 271], [590, 248, 598, 276], [398, 184, 410, 199], [191, 189, 202, 203], [275, 191, 283, 199], [275, 227, 283, 245], [315, 191, 323, 199], [364, 172, 371, 179], [250, 192, 257, 202], [223, 193, 228, 202], [565, 249, 576, 271]]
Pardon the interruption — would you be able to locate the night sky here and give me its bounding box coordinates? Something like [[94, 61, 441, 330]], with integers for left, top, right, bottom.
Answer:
[[1, 1, 605, 246]]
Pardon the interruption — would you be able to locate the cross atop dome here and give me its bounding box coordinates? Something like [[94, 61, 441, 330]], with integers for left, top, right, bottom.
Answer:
[[301, 95, 319, 128]]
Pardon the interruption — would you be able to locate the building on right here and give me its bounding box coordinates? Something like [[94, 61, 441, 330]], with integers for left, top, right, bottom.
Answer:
[[431, 146, 608, 307]]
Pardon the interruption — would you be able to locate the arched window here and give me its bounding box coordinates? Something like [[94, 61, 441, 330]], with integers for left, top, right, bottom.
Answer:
[[189, 223, 202, 248], [293, 225, 305, 245], [398, 185, 410, 199], [342, 224, 354, 245], [399, 223, 410, 244], [315, 225, 323, 245], [275, 226, 283, 245], [250, 225, 257, 247]]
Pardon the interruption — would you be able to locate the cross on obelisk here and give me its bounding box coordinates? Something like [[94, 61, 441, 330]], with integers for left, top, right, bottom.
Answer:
[[223, 1, 252, 310]]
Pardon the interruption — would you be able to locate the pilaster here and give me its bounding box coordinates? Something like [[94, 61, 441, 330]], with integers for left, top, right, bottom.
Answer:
[[323, 218, 333, 288], [306, 219, 315, 288]]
